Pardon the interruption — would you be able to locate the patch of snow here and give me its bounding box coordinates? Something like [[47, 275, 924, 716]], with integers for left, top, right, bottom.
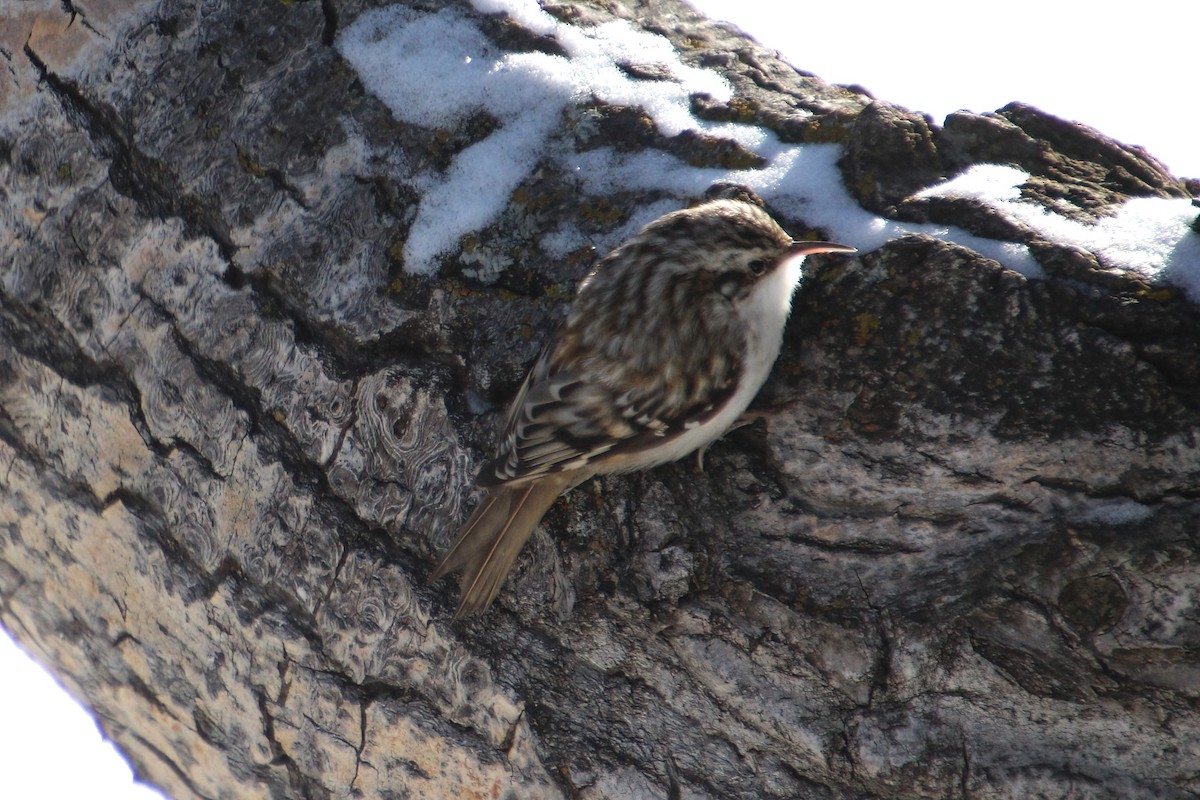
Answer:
[[338, 1, 1199, 302], [1070, 498, 1154, 527], [338, 2, 746, 272], [539, 222, 589, 258], [918, 165, 1199, 299]]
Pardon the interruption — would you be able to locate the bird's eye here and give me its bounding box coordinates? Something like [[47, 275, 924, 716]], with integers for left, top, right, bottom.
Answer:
[[748, 259, 769, 276]]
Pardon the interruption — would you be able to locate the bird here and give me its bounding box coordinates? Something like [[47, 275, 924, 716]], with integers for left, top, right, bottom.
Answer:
[[431, 198, 855, 618]]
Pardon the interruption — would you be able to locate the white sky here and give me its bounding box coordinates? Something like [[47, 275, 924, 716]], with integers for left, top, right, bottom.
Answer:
[[688, 0, 1197, 180], [0, 628, 163, 800], [2, 2, 1195, 799]]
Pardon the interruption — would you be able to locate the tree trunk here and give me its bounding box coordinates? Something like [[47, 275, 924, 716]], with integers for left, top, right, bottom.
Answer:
[[2, 1, 1198, 798]]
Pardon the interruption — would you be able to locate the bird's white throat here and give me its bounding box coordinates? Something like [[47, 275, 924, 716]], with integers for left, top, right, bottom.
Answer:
[[731, 252, 803, 415]]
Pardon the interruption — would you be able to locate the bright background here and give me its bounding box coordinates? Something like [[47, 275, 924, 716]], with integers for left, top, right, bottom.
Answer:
[[689, 0, 1196, 179], [1, 2, 1192, 798]]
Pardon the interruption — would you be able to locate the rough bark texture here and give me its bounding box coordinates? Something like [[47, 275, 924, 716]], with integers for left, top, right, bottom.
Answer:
[[3, 1, 1199, 799]]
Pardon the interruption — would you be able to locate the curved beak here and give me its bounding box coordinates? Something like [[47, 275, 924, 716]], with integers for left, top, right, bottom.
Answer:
[[788, 240, 857, 256]]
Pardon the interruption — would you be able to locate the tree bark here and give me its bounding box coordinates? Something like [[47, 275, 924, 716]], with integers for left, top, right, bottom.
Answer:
[[2, 1, 1199, 799]]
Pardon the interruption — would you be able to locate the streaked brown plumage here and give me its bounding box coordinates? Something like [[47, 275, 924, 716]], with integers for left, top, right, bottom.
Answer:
[[432, 199, 855, 617]]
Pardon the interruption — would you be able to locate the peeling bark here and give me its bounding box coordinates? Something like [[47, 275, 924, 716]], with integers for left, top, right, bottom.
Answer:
[[2, 1, 1199, 799]]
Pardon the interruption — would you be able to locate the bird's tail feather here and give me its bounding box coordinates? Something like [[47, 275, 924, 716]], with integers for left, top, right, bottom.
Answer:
[[431, 476, 570, 618]]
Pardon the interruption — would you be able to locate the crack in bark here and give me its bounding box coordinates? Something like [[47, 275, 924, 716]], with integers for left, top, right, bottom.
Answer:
[[349, 699, 367, 792], [313, 540, 350, 621], [129, 732, 216, 800], [780, 529, 925, 556], [220, 259, 450, 380], [960, 736, 971, 799], [59, 0, 106, 38], [319, 0, 339, 47], [300, 710, 358, 752], [855, 571, 894, 709], [0, 391, 125, 518], [234, 143, 311, 210], [321, 378, 359, 470], [23, 42, 238, 261], [254, 686, 331, 800], [132, 289, 421, 584]]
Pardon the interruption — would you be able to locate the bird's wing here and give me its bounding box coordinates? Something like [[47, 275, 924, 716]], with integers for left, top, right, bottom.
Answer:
[[476, 338, 740, 487]]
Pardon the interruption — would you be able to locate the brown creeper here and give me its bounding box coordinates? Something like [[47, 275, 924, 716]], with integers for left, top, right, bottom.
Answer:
[[432, 199, 855, 617]]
